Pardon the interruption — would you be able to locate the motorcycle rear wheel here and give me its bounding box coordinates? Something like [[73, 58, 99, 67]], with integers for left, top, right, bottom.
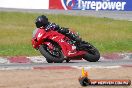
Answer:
[[39, 42, 64, 63]]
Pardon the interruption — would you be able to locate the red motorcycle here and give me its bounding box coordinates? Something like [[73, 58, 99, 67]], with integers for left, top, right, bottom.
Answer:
[[32, 28, 100, 63]]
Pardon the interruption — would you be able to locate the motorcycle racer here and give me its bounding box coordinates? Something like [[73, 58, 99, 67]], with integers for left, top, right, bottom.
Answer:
[[32, 15, 100, 63]]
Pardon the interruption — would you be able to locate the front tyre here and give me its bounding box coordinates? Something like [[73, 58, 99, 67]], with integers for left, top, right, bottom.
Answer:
[[39, 43, 64, 63], [83, 44, 100, 62]]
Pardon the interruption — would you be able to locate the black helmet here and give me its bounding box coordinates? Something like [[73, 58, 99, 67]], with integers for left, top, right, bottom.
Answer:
[[35, 15, 49, 28]]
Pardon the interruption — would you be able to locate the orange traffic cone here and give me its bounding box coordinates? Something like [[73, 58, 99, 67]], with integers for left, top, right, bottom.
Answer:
[[79, 67, 91, 86]]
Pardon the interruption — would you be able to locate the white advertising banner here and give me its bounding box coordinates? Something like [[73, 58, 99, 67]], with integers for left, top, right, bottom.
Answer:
[[0, 0, 49, 9]]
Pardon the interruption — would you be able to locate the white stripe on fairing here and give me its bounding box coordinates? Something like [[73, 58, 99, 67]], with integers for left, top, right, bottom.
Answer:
[[72, 66, 121, 69], [0, 0, 49, 9]]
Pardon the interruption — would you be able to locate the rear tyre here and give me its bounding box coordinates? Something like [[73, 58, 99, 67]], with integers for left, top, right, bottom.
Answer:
[[39, 42, 64, 63], [83, 43, 100, 62]]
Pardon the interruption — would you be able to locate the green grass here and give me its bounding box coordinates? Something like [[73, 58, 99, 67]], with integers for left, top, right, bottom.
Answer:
[[0, 11, 132, 56]]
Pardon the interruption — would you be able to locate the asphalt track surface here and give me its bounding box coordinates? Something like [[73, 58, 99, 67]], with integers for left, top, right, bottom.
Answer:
[[0, 8, 132, 69], [0, 59, 132, 70]]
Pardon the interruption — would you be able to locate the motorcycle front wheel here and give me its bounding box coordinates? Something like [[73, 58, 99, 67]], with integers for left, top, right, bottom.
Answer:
[[83, 43, 100, 62], [39, 42, 64, 63]]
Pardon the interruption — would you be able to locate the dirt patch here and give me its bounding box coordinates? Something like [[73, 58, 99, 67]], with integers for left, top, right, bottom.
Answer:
[[0, 67, 131, 88]]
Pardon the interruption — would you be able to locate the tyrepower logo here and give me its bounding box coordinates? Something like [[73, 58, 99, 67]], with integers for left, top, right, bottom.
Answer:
[[61, 0, 126, 11], [78, 0, 126, 11]]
